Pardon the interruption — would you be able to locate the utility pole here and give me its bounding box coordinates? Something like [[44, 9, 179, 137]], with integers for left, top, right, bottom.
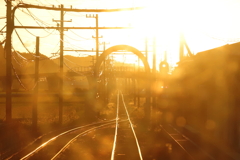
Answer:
[[100, 42, 110, 104], [151, 37, 157, 127], [53, 4, 71, 125], [33, 36, 40, 130], [137, 57, 140, 107], [6, 0, 13, 123], [86, 14, 103, 62], [100, 41, 110, 51], [152, 37, 156, 73]]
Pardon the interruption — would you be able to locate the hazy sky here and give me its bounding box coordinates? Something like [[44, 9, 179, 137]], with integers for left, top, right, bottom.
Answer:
[[1, 0, 240, 66]]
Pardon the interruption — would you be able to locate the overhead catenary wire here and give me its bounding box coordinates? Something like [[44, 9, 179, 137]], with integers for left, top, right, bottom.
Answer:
[[14, 14, 56, 38], [11, 48, 31, 67], [35, 0, 53, 7], [10, 0, 143, 60], [10, 47, 39, 91], [0, 25, 6, 32], [11, 60, 38, 91], [12, 1, 62, 58], [63, 57, 93, 78], [14, 29, 33, 53], [64, 34, 91, 45], [63, 37, 89, 53], [23, 7, 52, 26], [63, 56, 82, 66], [14, 30, 57, 60], [15, 12, 57, 38], [66, 30, 93, 41], [64, 57, 92, 71], [14, 9, 72, 58], [12, 52, 26, 66], [43, 0, 55, 6], [65, 11, 86, 17], [63, 61, 86, 77], [15, 1, 57, 32], [24, 0, 60, 20]]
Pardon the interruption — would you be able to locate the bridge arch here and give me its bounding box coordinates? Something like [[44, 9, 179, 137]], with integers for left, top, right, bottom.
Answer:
[[94, 44, 151, 121], [95, 44, 150, 74]]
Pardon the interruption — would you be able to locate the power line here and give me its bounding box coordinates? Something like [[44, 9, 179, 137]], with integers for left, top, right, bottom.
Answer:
[[17, 8, 58, 36], [14, 29, 32, 53], [11, 57, 38, 91], [15, 15, 57, 38], [64, 33, 90, 42], [22, 7, 52, 26], [42, 0, 55, 6], [68, 30, 93, 40]]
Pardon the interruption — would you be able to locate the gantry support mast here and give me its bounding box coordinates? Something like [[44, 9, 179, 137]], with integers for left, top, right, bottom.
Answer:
[[5, 3, 143, 125]]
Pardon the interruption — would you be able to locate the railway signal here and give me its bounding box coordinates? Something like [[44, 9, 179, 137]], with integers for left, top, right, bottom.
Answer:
[[159, 61, 169, 75]]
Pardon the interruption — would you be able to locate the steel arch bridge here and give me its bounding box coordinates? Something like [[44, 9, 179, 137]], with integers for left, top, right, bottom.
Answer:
[[92, 44, 152, 120]]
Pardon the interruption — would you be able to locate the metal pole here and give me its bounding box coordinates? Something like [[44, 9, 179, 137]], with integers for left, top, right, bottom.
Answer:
[[102, 42, 108, 104], [153, 37, 156, 73], [59, 4, 64, 125], [144, 39, 151, 127], [96, 14, 99, 60], [137, 57, 140, 107], [33, 36, 39, 129], [6, 0, 13, 123], [152, 37, 157, 127], [86, 14, 102, 78], [134, 63, 136, 105]]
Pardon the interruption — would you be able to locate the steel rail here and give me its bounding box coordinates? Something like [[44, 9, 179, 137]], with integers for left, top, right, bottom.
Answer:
[[19, 119, 118, 160], [19, 91, 141, 160], [120, 91, 143, 160], [168, 124, 215, 160], [110, 90, 120, 160], [51, 91, 129, 160], [160, 124, 215, 160], [50, 121, 124, 160], [160, 125, 195, 159]]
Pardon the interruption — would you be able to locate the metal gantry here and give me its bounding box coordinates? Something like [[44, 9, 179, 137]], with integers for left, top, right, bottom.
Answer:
[[4, 2, 192, 126], [5, 2, 143, 125]]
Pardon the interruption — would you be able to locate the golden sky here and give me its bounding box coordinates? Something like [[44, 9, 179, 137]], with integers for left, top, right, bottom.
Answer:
[[1, 0, 240, 67]]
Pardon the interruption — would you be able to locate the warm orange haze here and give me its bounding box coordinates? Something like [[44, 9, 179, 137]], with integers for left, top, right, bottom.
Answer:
[[0, 0, 240, 160], [1, 0, 240, 69]]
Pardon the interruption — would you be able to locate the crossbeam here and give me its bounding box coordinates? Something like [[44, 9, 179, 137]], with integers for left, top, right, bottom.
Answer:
[[16, 3, 144, 12], [14, 26, 133, 29]]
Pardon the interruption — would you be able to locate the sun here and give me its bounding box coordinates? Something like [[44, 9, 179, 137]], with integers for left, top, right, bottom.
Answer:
[[125, 0, 240, 68], [124, 1, 186, 67], [99, 2, 184, 69]]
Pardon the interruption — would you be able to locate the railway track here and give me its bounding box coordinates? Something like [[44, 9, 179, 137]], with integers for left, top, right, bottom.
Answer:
[[160, 124, 214, 160], [160, 124, 236, 160], [6, 90, 235, 160], [110, 91, 143, 160], [6, 119, 121, 160], [7, 90, 143, 160]]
